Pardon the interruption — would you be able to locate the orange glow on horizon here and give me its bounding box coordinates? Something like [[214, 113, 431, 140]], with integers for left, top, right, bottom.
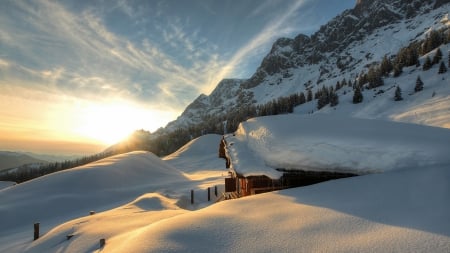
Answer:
[[73, 102, 156, 145], [0, 91, 177, 155]]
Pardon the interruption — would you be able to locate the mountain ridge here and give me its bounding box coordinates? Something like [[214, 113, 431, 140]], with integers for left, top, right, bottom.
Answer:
[[0, 151, 47, 171], [165, 0, 449, 129]]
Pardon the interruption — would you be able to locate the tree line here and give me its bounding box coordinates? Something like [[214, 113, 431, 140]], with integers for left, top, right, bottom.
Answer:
[[0, 151, 114, 183]]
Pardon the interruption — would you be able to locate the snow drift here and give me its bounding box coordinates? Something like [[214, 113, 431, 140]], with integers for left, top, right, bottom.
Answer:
[[0, 151, 188, 241]]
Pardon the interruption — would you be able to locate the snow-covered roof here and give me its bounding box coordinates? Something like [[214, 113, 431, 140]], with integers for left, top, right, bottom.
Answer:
[[225, 114, 450, 178]]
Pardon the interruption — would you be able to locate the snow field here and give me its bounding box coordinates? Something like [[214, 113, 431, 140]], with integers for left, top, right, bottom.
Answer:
[[1, 123, 449, 252]]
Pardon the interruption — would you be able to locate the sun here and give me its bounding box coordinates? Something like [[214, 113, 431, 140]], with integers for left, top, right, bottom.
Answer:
[[74, 102, 155, 145]]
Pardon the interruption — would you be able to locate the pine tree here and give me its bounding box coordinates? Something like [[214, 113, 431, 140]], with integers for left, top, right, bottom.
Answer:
[[358, 72, 368, 86], [299, 92, 306, 104], [396, 46, 419, 67], [352, 86, 363, 104], [394, 86, 403, 101], [438, 61, 447, 74], [432, 48, 443, 65], [367, 66, 384, 88], [335, 81, 341, 91], [423, 56, 432, 71], [421, 30, 442, 55], [317, 86, 330, 110], [380, 55, 393, 76], [330, 90, 339, 107], [415, 76, 424, 92], [307, 89, 313, 102], [448, 51, 450, 67], [393, 63, 402, 77]]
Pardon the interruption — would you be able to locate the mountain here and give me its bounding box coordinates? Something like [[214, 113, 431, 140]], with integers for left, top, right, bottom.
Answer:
[[163, 0, 450, 132], [0, 151, 47, 171], [109, 0, 450, 157], [164, 79, 246, 132]]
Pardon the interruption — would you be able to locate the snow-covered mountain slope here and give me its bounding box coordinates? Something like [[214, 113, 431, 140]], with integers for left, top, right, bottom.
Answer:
[[225, 114, 450, 178], [164, 79, 246, 131], [164, 0, 450, 132]]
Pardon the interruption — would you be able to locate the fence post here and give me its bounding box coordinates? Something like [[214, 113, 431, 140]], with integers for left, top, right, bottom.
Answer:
[[208, 187, 211, 201], [34, 223, 40, 240], [215, 186, 218, 197], [191, 189, 194, 204]]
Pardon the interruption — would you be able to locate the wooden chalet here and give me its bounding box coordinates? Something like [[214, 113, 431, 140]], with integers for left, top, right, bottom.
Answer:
[[219, 136, 356, 198]]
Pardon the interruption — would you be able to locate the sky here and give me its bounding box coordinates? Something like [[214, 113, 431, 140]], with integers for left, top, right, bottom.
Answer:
[[0, 0, 355, 155]]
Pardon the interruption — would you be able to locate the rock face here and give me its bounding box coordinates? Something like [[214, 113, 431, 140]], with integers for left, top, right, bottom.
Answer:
[[164, 79, 246, 131], [242, 0, 445, 91], [162, 0, 450, 132]]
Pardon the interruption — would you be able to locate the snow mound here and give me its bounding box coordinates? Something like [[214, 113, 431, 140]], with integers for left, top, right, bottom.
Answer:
[[164, 134, 222, 164], [226, 114, 450, 177], [125, 193, 181, 211], [0, 151, 188, 237], [24, 193, 186, 253], [164, 134, 227, 182], [163, 134, 227, 208]]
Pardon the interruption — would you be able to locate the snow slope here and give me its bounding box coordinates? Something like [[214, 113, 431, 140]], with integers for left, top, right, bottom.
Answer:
[[0, 180, 15, 190], [163, 134, 227, 195], [23, 162, 450, 253], [109, 165, 450, 253], [1, 121, 450, 252], [0, 152, 190, 251], [315, 44, 450, 129]]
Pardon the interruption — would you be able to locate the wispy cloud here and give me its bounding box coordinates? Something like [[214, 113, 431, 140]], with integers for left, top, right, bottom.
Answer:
[[201, 0, 308, 92], [1, 0, 330, 121], [0, 0, 232, 113], [248, 0, 280, 18]]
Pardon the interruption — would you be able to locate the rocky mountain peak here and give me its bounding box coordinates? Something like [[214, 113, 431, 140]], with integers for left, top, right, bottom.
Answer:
[[240, 0, 446, 91], [159, 0, 449, 138]]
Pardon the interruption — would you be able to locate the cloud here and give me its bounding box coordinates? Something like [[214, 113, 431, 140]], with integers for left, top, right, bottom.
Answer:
[[116, 0, 135, 17], [0, 0, 231, 113], [200, 0, 308, 92], [0, 58, 10, 68], [248, 0, 279, 18], [0, 0, 321, 115]]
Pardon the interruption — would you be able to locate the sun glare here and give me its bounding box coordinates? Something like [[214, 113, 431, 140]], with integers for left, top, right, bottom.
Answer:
[[74, 102, 157, 145]]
